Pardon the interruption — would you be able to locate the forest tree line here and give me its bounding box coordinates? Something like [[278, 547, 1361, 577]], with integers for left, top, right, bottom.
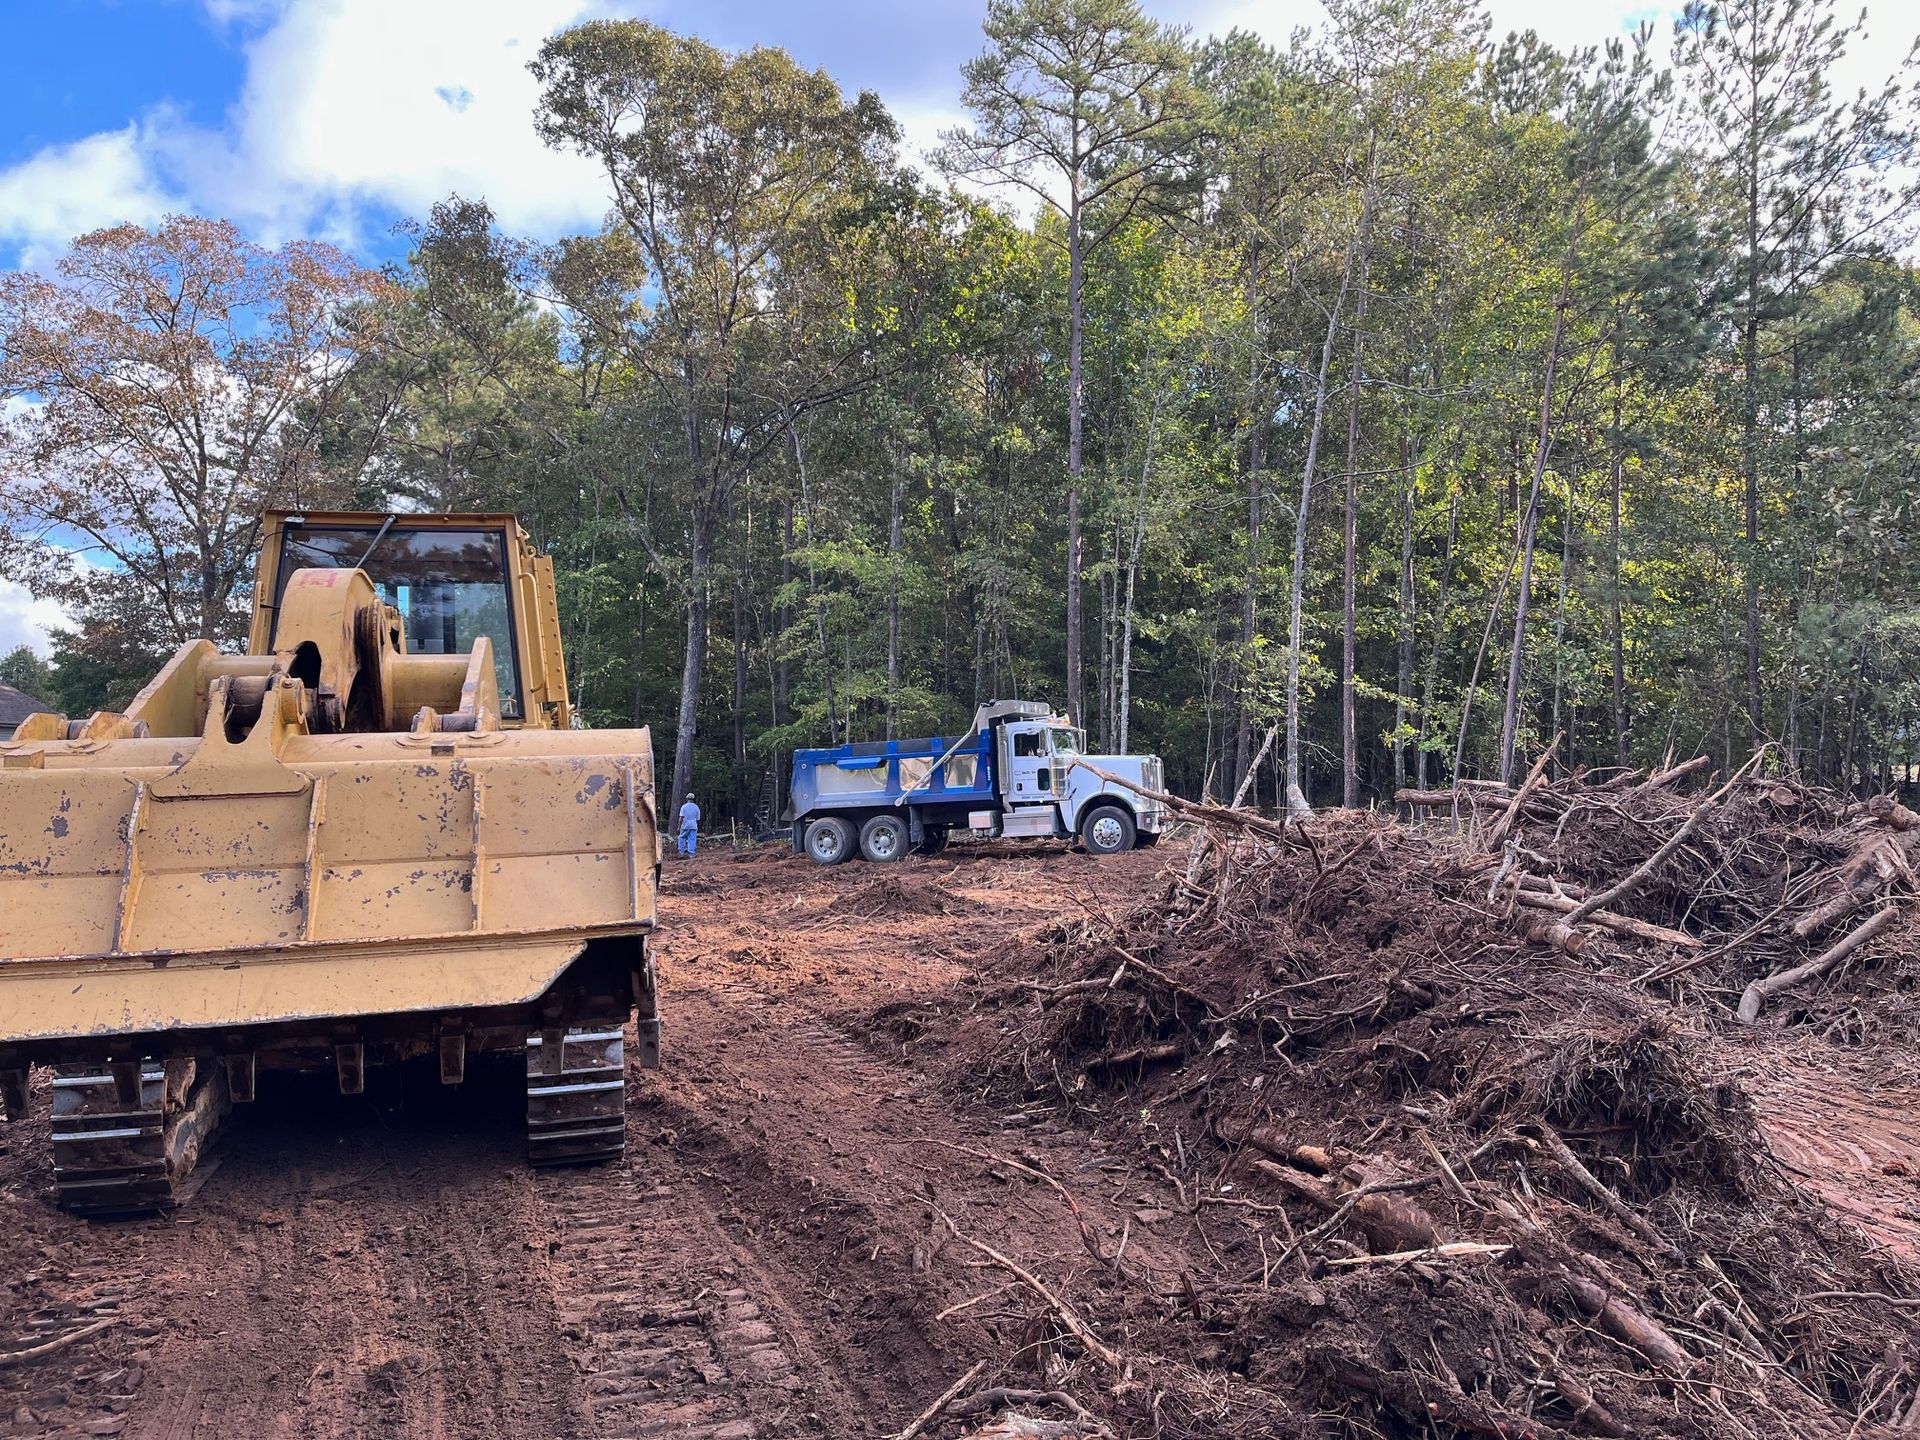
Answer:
[[3, 0, 1919, 822]]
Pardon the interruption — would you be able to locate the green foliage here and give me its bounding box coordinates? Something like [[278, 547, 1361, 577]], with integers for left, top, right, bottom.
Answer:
[[15, 0, 1919, 814], [0, 645, 50, 700]]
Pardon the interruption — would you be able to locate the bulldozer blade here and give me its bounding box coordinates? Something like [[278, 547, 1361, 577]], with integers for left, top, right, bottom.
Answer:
[[0, 734, 659, 1043]]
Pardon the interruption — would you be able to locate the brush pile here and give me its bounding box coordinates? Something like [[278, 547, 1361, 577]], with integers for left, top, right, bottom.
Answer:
[[892, 760, 1920, 1438]]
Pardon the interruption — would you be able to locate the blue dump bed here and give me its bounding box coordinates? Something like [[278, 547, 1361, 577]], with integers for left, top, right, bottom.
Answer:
[[789, 731, 998, 818]]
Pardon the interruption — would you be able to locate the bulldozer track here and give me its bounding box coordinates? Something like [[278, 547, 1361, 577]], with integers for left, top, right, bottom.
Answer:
[[527, 1028, 629, 1167], [48, 1063, 228, 1219], [535, 1165, 803, 1440]]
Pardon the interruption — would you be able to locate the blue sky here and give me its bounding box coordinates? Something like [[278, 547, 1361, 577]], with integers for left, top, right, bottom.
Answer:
[[0, 0, 1701, 275]]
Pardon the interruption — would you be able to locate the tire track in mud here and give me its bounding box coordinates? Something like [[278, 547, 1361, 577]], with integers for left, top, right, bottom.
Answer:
[[534, 1163, 799, 1440], [104, 1075, 587, 1440], [1745, 1049, 1920, 1259], [646, 963, 1186, 1437]]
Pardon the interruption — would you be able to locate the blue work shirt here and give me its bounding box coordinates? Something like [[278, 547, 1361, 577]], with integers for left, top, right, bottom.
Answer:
[[678, 800, 701, 834]]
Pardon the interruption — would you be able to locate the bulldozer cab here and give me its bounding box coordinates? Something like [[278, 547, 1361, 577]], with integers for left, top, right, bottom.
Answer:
[[249, 512, 571, 730]]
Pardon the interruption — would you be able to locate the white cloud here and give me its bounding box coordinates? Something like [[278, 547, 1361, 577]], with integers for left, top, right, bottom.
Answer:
[[0, 126, 177, 266], [0, 0, 625, 262], [0, 578, 70, 660], [215, 0, 617, 239], [0, 0, 1913, 268]]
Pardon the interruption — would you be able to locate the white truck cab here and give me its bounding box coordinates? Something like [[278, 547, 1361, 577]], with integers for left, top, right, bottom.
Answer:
[[974, 704, 1166, 854]]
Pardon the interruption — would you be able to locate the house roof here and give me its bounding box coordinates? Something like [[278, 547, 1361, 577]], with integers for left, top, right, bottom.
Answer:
[[0, 682, 50, 728]]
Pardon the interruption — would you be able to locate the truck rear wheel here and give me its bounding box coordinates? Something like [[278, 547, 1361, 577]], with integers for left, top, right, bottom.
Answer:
[[804, 816, 857, 865], [1080, 804, 1136, 856], [859, 813, 909, 863], [915, 825, 949, 857]]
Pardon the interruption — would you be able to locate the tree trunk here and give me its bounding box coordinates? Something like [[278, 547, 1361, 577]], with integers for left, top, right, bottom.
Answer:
[[886, 470, 903, 740], [789, 424, 837, 745], [1550, 484, 1574, 776], [1741, 98, 1764, 743], [670, 512, 710, 816], [1609, 337, 1628, 768], [1498, 191, 1584, 786], [1392, 432, 1416, 794], [632, 584, 648, 728], [1065, 198, 1086, 728], [777, 496, 793, 728], [732, 568, 748, 822], [1339, 214, 1372, 809], [1415, 494, 1460, 790], [1285, 144, 1377, 809], [1119, 387, 1163, 756], [1235, 238, 1264, 800]]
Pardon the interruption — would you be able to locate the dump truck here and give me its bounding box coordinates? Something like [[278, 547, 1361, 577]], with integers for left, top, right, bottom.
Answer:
[[0, 511, 660, 1215], [787, 699, 1165, 864]]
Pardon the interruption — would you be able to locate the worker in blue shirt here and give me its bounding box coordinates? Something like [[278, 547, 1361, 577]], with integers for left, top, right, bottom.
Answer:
[[677, 793, 701, 858]]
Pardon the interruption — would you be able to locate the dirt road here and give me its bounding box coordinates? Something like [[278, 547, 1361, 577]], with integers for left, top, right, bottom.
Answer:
[[3, 838, 1915, 1439], [0, 844, 1166, 1440]]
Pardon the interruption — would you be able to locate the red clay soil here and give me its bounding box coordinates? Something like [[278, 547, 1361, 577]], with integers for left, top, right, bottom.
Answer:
[[1740, 1043, 1920, 1261], [0, 827, 1915, 1439], [0, 841, 1167, 1440]]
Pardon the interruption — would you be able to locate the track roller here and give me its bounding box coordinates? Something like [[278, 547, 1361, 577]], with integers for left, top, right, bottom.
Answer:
[[526, 1027, 627, 1166]]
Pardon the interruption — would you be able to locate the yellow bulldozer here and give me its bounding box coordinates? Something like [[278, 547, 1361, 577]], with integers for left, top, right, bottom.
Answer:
[[0, 512, 660, 1215]]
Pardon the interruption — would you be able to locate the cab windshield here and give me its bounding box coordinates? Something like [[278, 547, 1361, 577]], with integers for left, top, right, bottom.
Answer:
[[273, 522, 523, 719], [1049, 728, 1081, 755]]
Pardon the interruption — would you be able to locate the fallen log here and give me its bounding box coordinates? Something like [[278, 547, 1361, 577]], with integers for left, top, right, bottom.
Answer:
[[1550, 1372, 1627, 1437], [1251, 1159, 1444, 1252], [947, 1388, 1110, 1436], [1484, 1195, 1692, 1375], [1257, 1157, 1693, 1379], [1512, 890, 1700, 949], [1486, 734, 1562, 850], [0, 1317, 119, 1368], [892, 1359, 988, 1440], [1082, 1041, 1184, 1071], [1738, 905, 1900, 1024], [1325, 1242, 1511, 1267], [1071, 759, 1293, 843], [1559, 1270, 1693, 1372], [1790, 834, 1910, 939], [1395, 787, 1479, 808], [1642, 754, 1710, 790], [1524, 916, 1589, 955]]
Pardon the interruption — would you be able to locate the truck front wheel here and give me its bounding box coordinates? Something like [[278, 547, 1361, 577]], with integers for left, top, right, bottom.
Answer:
[[1080, 804, 1136, 856], [804, 816, 857, 865], [859, 814, 909, 863]]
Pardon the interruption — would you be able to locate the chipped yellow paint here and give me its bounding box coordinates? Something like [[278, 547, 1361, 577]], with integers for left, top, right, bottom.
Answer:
[[0, 512, 656, 1050]]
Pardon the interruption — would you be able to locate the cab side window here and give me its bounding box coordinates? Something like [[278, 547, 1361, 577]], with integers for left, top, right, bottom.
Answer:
[[1013, 732, 1041, 758]]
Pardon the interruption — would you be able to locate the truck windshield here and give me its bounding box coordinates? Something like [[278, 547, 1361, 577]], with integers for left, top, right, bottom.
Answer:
[[273, 523, 523, 719], [1049, 728, 1080, 755]]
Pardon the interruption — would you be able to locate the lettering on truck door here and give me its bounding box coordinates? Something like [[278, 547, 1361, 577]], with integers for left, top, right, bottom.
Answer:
[[1005, 725, 1051, 805]]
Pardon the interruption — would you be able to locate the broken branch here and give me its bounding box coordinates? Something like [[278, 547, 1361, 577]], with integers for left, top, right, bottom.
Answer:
[[1738, 905, 1900, 1024]]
